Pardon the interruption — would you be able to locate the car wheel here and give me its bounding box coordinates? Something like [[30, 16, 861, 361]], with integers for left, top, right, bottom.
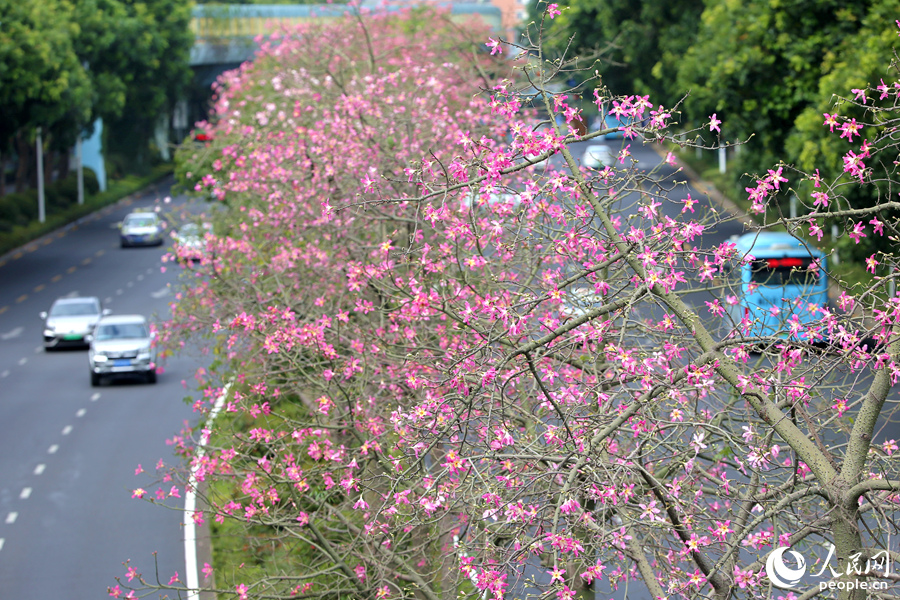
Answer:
[[120, 240, 128, 248], [146, 370, 157, 384], [90, 372, 101, 387]]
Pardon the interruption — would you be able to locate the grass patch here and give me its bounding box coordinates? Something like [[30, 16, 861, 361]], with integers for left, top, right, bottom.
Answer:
[[0, 164, 173, 257]]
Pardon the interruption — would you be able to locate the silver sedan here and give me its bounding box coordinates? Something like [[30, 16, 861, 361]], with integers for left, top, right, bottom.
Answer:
[[88, 314, 157, 386]]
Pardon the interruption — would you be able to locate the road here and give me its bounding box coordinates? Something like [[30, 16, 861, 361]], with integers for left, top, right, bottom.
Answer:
[[0, 179, 204, 598]]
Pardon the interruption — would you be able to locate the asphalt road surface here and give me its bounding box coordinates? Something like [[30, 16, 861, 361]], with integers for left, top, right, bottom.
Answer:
[[0, 179, 205, 598]]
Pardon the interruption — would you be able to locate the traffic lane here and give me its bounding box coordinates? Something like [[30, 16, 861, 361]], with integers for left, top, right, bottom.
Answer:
[[0, 251, 180, 483], [0, 178, 178, 311], [0, 352, 200, 599]]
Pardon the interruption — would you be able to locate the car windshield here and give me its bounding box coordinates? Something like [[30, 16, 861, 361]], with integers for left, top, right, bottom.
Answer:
[[94, 323, 149, 340], [125, 216, 157, 227], [750, 257, 819, 286], [50, 301, 98, 317]]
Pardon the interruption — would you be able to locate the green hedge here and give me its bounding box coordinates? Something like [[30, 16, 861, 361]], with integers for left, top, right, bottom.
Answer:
[[0, 165, 173, 257], [0, 170, 101, 232]]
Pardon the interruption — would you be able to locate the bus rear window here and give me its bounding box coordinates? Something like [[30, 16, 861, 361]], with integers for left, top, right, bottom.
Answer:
[[750, 257, 819, 286]]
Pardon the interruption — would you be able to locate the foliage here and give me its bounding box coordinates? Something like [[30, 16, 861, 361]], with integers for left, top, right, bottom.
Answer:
[[122, 7, 900, 600], [0, 0, 192, 188], [532, 0, 703, 104], [0, 0, 92, 148]]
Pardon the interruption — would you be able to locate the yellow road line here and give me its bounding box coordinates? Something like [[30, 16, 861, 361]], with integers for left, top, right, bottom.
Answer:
[[67, 266, 77, 274], [15, 295, 27, 303], [95, 249, 105, 257], [34, 284, 45, 293], [0, 306, 8, 315], [51, 275, 62, 283]]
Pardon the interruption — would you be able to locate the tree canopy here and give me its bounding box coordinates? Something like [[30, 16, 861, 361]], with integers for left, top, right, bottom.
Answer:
[[117, 7, 900, 600], [0, 0, 192, 187]]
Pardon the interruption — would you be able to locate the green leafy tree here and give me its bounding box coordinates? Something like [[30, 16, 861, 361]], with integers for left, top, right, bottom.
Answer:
[[675, 0, 867, 178], [533, 0, 704, 103], [0, 0, 91, 191], [99, 0, 193, 175], [784, 0, 900, 259]]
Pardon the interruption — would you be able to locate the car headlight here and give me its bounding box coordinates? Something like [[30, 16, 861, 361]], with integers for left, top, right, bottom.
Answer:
[[43, 328, 55, 336], [92, 353, 108, 362]]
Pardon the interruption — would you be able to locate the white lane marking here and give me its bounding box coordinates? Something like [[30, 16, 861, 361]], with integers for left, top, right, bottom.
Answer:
[[17, 358, 26, 366], [115, 289, 123, 295], [137, 274, 144, 281], [151, 287, 170, 299], [90, 393, 100, 402], [146, 268, 153, 274], [0, 538, 4, 551], [48, 445, 58, 454], [33, 464, 45, 475], [76, 409, 86, 418], [1, 370, 8, 378], [185, 383, 231, 599], [34, 346, 43, 354], [104, 297, 112, 304], [0, 327, 23, 340], [126, 281, 134, 288], [19, 488, 31, 500], [62, 425, 73, 435], [5, 512, 17, 524]]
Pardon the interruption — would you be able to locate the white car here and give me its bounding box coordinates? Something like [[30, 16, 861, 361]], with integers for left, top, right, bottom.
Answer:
[[88, 315, 156, 385], [582, 144, 614, 169], [120, 211, 164, 247], [41, 296, 109, 350], [174, 222, 213, 263]]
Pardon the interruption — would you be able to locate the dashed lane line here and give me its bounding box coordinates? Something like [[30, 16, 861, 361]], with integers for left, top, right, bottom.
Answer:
[[51, 275, 62, 283], [91, 393, 100, 402], [5, 513, 17, 524], [61, 425, 72, 436], [33, 464, 45, 475], [33, 284, 45, 293], [17, 358, 26, 366], [15, 295, 27, 303], [76, 409, 86, 418], [19, 488, 31, 500], [66, 266, 76, 274], [48, 445, 58, 454]]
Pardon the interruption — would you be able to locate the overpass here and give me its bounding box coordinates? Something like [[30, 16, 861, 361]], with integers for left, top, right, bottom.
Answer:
[[188, 2, 505, 67]]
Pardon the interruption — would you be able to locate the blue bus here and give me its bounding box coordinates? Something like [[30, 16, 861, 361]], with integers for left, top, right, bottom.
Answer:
[[732, 232, 828, 340]]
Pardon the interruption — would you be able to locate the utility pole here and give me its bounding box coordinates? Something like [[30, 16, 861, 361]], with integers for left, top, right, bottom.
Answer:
[[36, 127, 45, 223], [76, 135, 84, 205]]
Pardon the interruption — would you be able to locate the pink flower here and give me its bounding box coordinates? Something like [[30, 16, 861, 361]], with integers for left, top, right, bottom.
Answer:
[[132, 488, 146, 499], [486, 38, 502, 55], [708, 113, 721, 133], [547, 3, 561, 18], [866, 254, 879, 274], [236, 584, 249, 600]]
